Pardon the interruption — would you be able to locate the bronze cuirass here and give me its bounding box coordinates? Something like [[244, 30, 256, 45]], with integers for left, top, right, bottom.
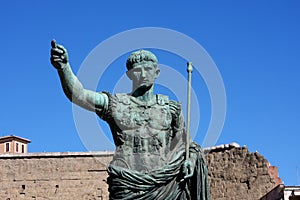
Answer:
[[108, 93, 175, 172]]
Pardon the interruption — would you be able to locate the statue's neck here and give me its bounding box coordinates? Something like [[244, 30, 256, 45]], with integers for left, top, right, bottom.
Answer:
[[131, 85, 155, 102]]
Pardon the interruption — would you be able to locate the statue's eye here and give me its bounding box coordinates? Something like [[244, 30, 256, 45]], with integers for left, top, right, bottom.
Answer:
[[131, 67, 141, 73], [145, 66, 153, 71]]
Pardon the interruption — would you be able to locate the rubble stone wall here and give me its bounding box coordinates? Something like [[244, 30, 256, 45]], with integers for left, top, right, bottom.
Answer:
[[0, 146, 278, 200], [206, 145, 277, 200]]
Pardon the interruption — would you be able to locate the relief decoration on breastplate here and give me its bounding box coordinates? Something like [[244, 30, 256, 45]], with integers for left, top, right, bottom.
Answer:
[[111, 93, 173, 132]]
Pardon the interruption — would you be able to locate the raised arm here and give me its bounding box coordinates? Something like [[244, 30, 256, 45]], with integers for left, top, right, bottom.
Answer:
[[50, 40, 108, 112]]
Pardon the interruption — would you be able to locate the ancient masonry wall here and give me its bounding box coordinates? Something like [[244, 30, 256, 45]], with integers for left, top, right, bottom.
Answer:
[[0, 152, 113, 200], [0, 145, 279, 200], [205, 144, 279, 200]]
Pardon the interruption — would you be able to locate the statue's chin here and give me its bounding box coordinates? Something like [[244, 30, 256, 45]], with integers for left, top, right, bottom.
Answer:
[[134, 84, 153, 91], [139, 85, 150, 89]]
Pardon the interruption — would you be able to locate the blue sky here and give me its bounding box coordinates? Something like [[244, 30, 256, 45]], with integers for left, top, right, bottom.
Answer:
[[1, 1, 299, 186]]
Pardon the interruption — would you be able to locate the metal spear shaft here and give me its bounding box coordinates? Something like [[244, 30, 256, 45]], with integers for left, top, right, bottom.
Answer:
[[186, 62, 193, 160]]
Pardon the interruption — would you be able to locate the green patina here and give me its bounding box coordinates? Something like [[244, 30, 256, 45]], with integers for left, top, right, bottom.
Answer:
[[50, 39, 210, 200]]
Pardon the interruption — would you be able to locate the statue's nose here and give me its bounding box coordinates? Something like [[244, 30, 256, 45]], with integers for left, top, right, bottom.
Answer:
[[141, 68, 146, 78]]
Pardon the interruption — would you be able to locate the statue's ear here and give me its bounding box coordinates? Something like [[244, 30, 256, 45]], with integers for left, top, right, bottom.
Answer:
[[155, 68, 160, 78], [126, 70, 133, 80]]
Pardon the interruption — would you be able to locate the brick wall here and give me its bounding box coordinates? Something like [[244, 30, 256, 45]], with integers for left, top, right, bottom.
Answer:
[[0, 145, 278, 200], [0, 152, 113, 200]]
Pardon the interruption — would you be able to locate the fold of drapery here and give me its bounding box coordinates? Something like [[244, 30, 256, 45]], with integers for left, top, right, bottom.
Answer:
[[107, 142, 210, 200]]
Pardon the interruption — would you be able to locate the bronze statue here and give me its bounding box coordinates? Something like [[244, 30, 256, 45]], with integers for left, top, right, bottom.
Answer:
[[50, 39, 210, 199]]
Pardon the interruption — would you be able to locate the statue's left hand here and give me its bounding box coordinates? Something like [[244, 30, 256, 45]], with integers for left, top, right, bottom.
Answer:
[[182, 159, 195, 180]]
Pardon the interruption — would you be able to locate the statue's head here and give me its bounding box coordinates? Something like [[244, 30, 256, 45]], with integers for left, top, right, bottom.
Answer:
[[126, 50, 160, 90]]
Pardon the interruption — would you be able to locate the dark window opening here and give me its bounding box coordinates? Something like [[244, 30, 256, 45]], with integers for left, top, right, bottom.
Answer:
[[5, 143, 10, 152]]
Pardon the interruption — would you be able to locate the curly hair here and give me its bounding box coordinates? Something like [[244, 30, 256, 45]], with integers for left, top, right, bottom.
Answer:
[[126, 49, 158, 70]]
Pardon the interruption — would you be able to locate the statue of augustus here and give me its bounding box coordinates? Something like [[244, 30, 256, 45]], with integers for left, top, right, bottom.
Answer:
[[50, 40, 210, 200]]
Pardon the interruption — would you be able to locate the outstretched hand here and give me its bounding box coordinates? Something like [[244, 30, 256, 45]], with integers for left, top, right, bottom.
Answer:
[[50, 39, 69, 69]]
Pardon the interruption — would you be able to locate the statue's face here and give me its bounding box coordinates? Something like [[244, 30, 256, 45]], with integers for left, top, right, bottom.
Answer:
[[127, 61, 160, 90]]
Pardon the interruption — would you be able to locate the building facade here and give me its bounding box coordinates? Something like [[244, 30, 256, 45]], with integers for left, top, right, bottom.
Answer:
[[0, 135, 30, 154], [260, 184, 300, 200]]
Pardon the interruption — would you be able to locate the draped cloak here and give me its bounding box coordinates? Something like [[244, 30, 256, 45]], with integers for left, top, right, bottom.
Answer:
[[107, 142, 210, 200]]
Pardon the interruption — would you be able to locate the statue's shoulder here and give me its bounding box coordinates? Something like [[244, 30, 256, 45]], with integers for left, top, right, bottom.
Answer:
[[111, 93, 131, 105], [156, 94, 182, 117], [98, 92, 131, 109], [155, 94, 169, 105]]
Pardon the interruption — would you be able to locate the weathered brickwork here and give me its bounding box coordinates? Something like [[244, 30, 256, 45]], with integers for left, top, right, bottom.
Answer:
[[0, 152, 113, 200], [0, 146, 278, 199], [206, 145, 278, 199]]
